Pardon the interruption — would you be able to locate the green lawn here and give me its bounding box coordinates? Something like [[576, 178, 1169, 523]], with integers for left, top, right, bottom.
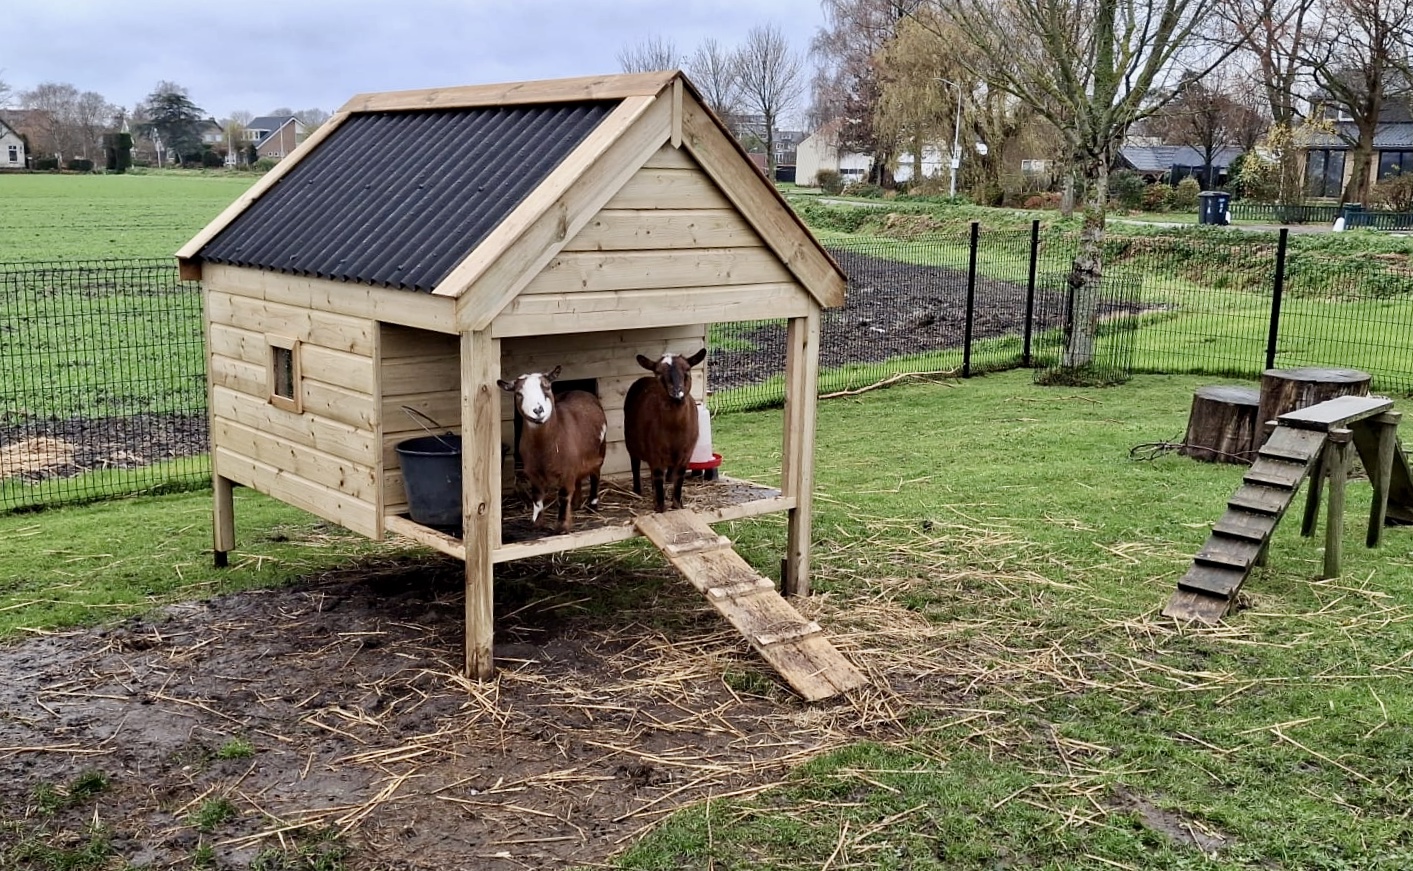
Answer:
[[0, 171, 257, 262], [4, 370, 1412, 869]]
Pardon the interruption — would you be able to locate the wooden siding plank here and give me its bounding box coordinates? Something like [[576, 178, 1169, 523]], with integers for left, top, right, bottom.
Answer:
[[382, 325, 460, 359], [521, 248, 793, 295], [338, 71, 676, 114], [206, 291, 375, 356], [382, 355, 461, 397], [213, 418, 378, 502], [446, 94, 670, 324], [603, 168, 732, 210], [562, 209, 763, 251], [302, 381, 378, 431], [642, 144, 697, 169], [214, 447, 379, 539], [212, 386, 377, 466], [679, 97, 847, 308], [491, 284, 810, 338], [300, 345, 375, 396], [204, 263, 455, 332], [209, 352, 265, 398]]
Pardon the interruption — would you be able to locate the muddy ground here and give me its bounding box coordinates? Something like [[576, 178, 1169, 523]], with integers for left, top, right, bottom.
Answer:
[[0, 541, 916, 869]]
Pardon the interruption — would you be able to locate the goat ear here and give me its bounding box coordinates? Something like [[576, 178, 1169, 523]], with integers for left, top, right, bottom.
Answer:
[[496, 379, 515, 392], [636, 354, 655, 371], [546, 365, 561, 382], [686, 348, 707, 367]]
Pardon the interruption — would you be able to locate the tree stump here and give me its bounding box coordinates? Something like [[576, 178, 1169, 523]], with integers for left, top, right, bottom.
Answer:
[[1258, 367, 1371, 442], [1181, 385, 1260, 463]]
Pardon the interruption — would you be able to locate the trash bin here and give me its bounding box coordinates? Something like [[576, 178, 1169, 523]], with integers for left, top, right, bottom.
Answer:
[[1197, 190, 1231, 226]]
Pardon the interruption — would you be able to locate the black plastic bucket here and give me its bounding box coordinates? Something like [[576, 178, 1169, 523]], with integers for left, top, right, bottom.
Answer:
[[395, 434, 462, 529]]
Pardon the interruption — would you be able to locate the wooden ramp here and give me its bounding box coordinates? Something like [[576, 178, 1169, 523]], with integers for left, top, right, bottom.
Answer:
[[1165, 394, 1404, 625], [635, 510, 868, 702]]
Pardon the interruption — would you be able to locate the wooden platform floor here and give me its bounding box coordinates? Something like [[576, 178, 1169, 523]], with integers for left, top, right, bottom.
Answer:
[[384, 474, 789, 564]]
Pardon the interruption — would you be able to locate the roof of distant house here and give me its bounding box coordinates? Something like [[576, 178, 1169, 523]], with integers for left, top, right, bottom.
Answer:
[[1303, 121, 1413, 149], [1119, 144, 1244, 173]]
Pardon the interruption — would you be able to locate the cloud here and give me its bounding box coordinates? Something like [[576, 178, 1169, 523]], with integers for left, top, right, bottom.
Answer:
[[5, 0, 823, 119]]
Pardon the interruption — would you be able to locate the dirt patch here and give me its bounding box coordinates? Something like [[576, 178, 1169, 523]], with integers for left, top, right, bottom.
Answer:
[[709, 248, 1134, 391], [0, 550, 905, 869], [0, 436, 75, 479], [0, 413, 207, 483], [1110, 785, 1230, 854]]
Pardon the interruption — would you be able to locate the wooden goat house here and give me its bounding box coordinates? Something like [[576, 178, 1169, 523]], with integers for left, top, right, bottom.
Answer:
[[178, 70, 851, 691]]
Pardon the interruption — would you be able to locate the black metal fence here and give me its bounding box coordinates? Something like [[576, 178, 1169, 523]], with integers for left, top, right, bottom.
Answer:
[[1, 260, 208, 511], [4, 225, 1413, 511]]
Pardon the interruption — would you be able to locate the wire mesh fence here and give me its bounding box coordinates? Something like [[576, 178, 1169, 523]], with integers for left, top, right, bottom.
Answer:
[[1, 259, 208, 511], [4, 225, 1413, 512]]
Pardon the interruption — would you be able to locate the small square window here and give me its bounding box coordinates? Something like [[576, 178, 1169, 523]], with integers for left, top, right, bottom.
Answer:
[[267, 335, 302, 413]]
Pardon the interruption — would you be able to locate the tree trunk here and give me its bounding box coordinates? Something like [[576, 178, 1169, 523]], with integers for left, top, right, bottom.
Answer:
[[1181, 385, 1260, 464], [1258, 367, 1371, 440], [1061, 156, 1108, 368]]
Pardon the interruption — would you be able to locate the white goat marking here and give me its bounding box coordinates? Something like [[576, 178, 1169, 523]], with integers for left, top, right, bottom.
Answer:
[[660, 354, 674, 366], [518, 374, 552, 424], [531, 499, 545, 523], [598, 424, 606, 445]]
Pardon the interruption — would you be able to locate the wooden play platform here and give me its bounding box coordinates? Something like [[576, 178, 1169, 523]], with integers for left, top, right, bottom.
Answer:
[[1164, 395, 1410, 624]]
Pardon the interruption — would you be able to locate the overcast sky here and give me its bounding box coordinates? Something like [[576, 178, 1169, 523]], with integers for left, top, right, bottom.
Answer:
[[4, 1, 827, 120]]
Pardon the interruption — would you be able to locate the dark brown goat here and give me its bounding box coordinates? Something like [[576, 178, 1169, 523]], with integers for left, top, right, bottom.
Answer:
[[497, 366, 607, 534], [624, 349, 707, 512]]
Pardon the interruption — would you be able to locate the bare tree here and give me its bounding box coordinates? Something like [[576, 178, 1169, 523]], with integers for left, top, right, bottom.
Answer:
[[686, 38, 741, 125], [735, 23, 805, 175], [811, 0, 920, 186], [931, 0, 1240, 370], [617, 35, 681, 73], [0, 74, 11, 109], [1147, 71, 1266, 186], [1301, 0, 1413, 203], [14, 82, 116, 160]]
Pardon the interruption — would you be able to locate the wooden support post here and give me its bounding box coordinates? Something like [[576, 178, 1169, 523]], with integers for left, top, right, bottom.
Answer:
[[213, 473, 235, 568], [1322, 428, 1352, 579], [1301, 447, 1326, 538], [461, 330, 501, 680], [1367, 411, 1402, 547], [780, 309, 820, 597]]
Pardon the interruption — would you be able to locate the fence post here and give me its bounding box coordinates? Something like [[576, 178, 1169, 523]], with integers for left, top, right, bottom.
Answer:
[[1266, 227, 1288, 371], [1023, 219, 1039, 367], [964, 221, 979, 377]]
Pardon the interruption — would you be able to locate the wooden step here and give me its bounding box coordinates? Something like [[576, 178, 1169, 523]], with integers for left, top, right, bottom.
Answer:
[[1163, 588, 1234, 624], [1259, 426, 1328, 463], [1211, 509, 1277, 542], [1229, 483, 1296, 516], [707, 577, 777, 600], [1177, 563, 1246, 598], [1194, 534, 1264, 571], [1243, 457, 1309, 490]]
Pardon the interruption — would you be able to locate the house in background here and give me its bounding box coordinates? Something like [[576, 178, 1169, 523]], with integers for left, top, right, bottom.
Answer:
[[795, 122, 873, 186], [244, 116, 307, 161], [0, 117, 27, 169], [198, 118, 226, 149], [1301, 100, 1413, 199], [1117, 144, 1243, 187]]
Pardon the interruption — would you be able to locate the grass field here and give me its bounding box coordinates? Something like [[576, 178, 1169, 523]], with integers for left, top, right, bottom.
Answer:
[[0, 171, 257, 262], [4, 370, 1411, 868]]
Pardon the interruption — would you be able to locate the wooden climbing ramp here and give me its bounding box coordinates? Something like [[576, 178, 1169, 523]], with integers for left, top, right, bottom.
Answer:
[[635, 510, 868, 702], [1165, 394, 1408, 625]]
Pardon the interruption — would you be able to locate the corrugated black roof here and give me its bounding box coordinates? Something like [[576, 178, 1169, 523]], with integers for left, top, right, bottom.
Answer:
[[200, 101, 616, 292]]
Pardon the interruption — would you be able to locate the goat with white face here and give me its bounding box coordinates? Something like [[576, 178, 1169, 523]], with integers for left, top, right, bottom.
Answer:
[[623, 349, 707, 513], [497, 366, 607, 534]]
